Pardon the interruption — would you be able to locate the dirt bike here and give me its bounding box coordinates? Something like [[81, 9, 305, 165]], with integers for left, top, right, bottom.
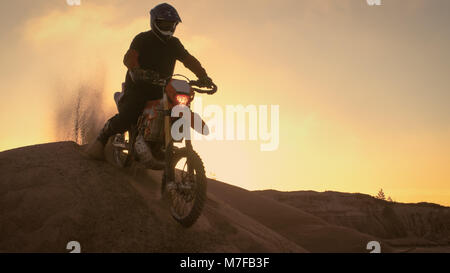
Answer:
[[110, 72, 217, 228]]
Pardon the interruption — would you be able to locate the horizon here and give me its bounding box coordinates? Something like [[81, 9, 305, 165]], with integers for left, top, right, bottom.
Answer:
[[4, 140, 449, 208]]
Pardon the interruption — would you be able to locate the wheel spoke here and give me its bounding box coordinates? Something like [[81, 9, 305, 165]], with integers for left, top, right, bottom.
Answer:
[[181, 160, 188, 182], [181, 199, 188, 217], [177, 195, 185, 217], [172, 194, 180, 216]]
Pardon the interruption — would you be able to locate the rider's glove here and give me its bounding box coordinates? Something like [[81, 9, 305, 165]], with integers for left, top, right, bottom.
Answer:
[[197, 75, 213, 87], [129, 68, 161, 84], [147, 70, 161, 82], [129, 68, 146, 83]]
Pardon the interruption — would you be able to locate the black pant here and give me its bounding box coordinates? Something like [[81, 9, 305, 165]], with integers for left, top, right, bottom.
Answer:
[[97, 85, 163, 144]]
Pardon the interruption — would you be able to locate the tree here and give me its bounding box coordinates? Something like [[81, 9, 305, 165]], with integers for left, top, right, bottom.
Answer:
[[387, 196, 393, 202], [376, 188, 386, 200]]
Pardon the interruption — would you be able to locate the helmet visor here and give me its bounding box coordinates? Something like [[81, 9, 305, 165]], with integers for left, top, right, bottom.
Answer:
[[155, 20, 177, 32]]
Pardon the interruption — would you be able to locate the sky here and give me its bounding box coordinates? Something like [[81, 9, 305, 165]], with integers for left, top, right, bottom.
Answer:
[[0, 0, 449, 206]]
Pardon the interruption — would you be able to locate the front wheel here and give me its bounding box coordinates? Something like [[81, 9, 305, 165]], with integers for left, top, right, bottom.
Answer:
[[162, 148, 207, 228]]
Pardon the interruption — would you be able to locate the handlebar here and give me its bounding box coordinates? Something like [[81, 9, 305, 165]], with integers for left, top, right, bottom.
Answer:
[[136, 70, 218, 95], [189, 80, 218, 95]]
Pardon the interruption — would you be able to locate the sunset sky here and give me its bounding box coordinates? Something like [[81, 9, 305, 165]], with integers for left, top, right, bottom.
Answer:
[[1, 0, 449, 205]]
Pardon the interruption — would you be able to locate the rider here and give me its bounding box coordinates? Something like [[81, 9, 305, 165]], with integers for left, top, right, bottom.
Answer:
[[86, 3, 214, 160]]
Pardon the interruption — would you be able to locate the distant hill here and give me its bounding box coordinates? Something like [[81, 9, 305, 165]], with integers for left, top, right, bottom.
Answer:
[[256, 190, 450, 249]]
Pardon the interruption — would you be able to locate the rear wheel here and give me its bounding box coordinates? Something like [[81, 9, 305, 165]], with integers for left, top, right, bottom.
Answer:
[[162, 148, 207, 228], [111, 132, 131, 167]]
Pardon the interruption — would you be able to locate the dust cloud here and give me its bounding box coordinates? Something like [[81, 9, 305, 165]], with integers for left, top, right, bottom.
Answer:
[[53, 79, 110, 145]]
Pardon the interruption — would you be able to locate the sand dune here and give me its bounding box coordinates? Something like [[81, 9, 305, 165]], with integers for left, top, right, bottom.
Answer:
[[0, 142, 304, 252], [1, 142, 447, 253]]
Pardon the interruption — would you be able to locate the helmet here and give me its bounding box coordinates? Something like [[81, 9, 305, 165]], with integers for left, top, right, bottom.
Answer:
[[150, 3, 182, 41]]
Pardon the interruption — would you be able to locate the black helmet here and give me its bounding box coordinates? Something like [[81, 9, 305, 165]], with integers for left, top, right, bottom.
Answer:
[[150, 3, 182, 41]]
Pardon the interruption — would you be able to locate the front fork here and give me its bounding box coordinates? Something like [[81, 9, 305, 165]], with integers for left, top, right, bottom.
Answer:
[[163, 93, 194, 184], [163, 93, 174, 183]]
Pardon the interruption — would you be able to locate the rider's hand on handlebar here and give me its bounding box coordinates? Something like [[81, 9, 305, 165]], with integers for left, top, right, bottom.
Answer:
[[197, 75, 214, 88], [190, 76, 217, 95]]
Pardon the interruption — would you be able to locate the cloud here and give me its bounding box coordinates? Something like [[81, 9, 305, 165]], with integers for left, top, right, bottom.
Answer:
[[15, 3, 146, 143]]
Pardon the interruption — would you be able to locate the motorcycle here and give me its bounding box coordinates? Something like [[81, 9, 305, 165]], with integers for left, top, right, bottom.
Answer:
[[110, 72, 217, 228]]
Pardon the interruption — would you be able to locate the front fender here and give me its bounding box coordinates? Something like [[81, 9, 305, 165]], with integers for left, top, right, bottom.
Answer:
[[172, 106, 209, 136], [190, 111, 209, 135]]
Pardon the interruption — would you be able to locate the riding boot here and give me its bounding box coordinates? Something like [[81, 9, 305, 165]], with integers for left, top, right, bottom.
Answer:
[[97, 118, 115, 145], [85, 118, 116, 160]]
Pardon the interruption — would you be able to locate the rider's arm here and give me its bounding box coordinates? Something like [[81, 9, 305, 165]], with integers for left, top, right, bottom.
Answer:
[[180, 54, 208, 79], [124, 32, 146, 70], [124, 33, 146, 82], [172, 37, 208, 79], [123, 49, 140, 70]]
